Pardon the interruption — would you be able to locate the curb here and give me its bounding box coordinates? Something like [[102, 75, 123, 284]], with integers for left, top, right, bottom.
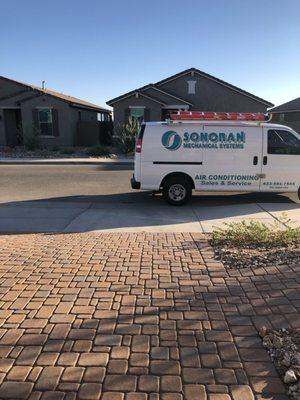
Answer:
[[0, 159, 134, 166]]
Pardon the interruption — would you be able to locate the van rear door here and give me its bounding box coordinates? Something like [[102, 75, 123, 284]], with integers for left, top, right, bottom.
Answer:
[[260, 127, 300, 192], [200, 124, 263, 191], [140, 123, 204, 190], [134, 123, 145, 184]]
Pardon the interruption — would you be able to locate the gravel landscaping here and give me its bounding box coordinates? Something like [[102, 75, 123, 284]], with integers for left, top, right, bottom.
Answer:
[[213, 245, 300, 269], [259, 327, 300, 399], [0, 146, 129, 159], [210, 219, 300, 269]]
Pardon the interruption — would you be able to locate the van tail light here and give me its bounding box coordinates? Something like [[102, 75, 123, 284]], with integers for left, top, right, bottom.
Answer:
[[136, 124, 145, 153], [136, 138, 142, 153]]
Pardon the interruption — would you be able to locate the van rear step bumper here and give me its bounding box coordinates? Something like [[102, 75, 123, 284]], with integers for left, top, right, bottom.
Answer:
[[131, 175, 141, 190]]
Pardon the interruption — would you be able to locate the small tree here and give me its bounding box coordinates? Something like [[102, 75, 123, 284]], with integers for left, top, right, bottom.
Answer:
[[113, 117, 140, 154]]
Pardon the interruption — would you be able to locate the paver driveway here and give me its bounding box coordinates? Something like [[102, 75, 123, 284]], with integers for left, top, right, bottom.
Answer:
[[0, 233, 299, 399]]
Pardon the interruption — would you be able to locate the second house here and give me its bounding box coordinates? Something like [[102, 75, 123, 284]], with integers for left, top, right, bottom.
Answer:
[[107, 68, 274, 126]]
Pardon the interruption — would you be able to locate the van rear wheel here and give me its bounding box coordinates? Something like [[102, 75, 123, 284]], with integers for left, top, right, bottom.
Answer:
[[163, 176, 192, 206]]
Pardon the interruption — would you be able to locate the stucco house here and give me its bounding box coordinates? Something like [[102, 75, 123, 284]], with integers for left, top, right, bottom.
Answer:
[[269, 97, 300, 133], [107, 67, 274, 126], [0, 76, 111, 147]]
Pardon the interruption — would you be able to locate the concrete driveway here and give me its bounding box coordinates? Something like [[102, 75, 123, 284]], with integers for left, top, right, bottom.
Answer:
[[0, 164, 299, 233]]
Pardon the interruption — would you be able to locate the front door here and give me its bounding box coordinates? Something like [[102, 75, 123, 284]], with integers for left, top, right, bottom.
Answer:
[[4, 109, 22, 146], [260, 127, 300, 192]]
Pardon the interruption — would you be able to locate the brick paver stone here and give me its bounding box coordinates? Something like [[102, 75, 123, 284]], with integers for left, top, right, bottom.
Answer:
[[78, 383, 102, 399], [184, 384, 207, 400], [35, 367, 63, 390], [138, 375, 159, 392], [78, 353, 108, 367], [103, 375, 137, 392], [0, 381, 33, 399], [231, 385, 255, 400]]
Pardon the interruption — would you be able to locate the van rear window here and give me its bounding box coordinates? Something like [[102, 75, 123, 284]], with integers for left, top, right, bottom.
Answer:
[[137, 123, 145, 140]]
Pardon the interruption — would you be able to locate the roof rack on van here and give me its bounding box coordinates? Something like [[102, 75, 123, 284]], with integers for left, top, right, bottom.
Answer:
[[170, 111, 268, 121]]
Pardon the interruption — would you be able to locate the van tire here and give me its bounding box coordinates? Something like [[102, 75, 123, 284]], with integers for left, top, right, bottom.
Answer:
[[163, 176, 192, 205]]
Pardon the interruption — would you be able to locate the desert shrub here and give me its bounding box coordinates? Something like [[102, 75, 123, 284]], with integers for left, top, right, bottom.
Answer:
[[87, 145, 111, 157], [211, 214, 300, 248], [113, 117, 139, 154], [60, 147, 75, 155], [51, 145, 60, 152], [23, 124, 40, 150]]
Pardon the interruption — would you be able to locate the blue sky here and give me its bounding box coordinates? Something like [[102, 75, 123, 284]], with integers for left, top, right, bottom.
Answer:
[[1, 0, 299, 109]]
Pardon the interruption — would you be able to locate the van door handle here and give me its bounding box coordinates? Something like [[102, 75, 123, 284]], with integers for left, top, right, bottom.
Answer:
[[263, 156, 268, 165], [257, 173, 266, 179], [253, 156, 258, 165]]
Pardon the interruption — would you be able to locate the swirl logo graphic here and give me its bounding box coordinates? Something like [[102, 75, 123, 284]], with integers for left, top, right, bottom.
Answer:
[[161, 131, 182, 151]]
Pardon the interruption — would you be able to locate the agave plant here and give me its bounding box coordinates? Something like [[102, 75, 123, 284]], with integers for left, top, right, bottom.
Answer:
[[114, 117, 140, 154]]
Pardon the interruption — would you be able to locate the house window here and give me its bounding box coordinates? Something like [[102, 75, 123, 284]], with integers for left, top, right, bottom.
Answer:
[[38, 108, 53, 135], [187, 80, 196, 94], [279, 113, 285, 122], [130, 107, 145, 123]]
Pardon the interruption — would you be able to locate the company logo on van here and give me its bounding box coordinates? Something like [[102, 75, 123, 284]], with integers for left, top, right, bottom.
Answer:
[[162, 130, 246, 150], [161, 131, 182, 151]]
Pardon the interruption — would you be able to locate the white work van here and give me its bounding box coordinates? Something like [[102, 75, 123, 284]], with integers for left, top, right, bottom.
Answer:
[[131, 112, 300, 205]]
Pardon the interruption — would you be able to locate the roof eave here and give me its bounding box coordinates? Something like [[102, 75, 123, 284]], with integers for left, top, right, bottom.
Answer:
[[269, 109, 300, 114], [147, 85, 193, 106], [107, 90, 167, 107], [70, 103, 111, 113]]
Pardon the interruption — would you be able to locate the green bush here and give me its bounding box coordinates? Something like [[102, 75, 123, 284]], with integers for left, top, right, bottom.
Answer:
[[211, 215, 300, 248], [113, 117, 140, 154], [87, 145, 111, 157], [23, 124, 40, 150], [60, 147, 75, 155]]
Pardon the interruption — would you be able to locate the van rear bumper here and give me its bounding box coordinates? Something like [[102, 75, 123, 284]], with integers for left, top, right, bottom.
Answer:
[[131, 175, 141, 190]]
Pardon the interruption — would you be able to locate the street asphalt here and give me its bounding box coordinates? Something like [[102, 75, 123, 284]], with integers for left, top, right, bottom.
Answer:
[[0, 164, 299, 233]]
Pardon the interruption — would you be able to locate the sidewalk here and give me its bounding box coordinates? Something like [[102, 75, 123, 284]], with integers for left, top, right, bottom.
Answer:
[[0, 157, 133, 165], [1, 197, 299, 234]]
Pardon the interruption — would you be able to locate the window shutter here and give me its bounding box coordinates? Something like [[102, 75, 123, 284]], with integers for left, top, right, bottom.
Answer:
[[32, 109, 39, 130], [124, 108, 130, 123], [52, 109, 59, 136], [144, 108, 150, 122]]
